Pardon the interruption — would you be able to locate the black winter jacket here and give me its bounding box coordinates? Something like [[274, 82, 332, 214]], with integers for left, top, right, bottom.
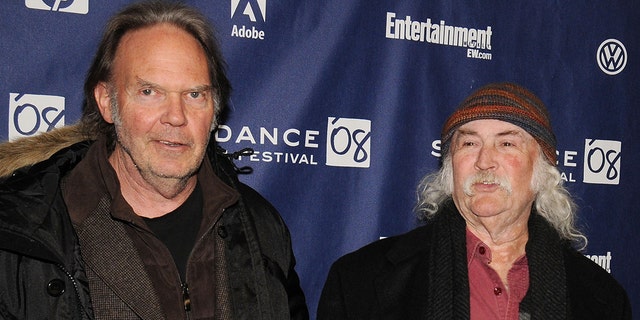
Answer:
[[318, 200, 631, 319], [0, 140, 308, 319]]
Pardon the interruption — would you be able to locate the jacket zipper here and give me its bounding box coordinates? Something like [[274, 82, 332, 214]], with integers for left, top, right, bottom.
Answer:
[[56, 263, 85, 319], [181, 208, 227, 319], [182, 282, 192, 316]]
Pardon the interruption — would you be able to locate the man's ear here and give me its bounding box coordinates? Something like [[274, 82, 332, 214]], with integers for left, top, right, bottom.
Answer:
[[94, 82, 114, 124]]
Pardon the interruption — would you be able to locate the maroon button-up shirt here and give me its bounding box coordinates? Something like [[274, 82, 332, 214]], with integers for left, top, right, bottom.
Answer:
[[467, 229, 529, 320]]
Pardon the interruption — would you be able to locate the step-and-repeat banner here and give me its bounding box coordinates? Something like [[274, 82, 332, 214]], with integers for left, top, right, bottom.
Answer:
[[1, 1, 638, 317]]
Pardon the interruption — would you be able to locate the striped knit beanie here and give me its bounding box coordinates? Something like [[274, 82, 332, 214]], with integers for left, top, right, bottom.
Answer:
[[441, 82, 557, 165]]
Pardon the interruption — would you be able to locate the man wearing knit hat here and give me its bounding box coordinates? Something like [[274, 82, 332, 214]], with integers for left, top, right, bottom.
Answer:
[[317, 82, 631, 319]]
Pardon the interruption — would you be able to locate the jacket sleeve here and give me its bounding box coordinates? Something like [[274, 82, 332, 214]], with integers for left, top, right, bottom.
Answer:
[[235, 182, 310, 320], [273, 238, 309, 320], [564, 249, 632, 320]]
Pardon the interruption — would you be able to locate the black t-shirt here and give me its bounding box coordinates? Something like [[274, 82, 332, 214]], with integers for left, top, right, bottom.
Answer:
[[144, 183, 203, 281]]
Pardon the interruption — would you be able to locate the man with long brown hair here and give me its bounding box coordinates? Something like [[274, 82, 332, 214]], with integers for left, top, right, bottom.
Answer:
[[0, 1, 308, 319]]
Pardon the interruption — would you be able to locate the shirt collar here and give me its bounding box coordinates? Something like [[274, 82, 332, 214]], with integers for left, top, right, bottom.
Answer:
[[466, 227, 491, 266]]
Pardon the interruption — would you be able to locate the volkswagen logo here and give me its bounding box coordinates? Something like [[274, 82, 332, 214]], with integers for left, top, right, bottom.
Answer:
[[597, 39, 627, 75]]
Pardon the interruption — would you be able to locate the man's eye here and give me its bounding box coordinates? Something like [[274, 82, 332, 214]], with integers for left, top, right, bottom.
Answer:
[[189, 92, 201, 99], [141, 88, 153, 96]]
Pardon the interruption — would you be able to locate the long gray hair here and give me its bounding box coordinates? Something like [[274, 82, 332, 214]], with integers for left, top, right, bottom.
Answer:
[[416, 150, 588, 249], [80, 0, 230, 148]]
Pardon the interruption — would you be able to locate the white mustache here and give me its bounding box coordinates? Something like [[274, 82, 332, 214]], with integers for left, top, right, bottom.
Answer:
[[463, 171, 512, 196]]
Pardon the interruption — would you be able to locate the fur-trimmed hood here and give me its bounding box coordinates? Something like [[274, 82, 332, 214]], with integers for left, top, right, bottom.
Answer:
[[0, 123, 97, 178]]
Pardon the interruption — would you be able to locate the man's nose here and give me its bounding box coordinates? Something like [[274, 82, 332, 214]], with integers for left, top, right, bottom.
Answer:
[[475, 145, 498, 170], [160, 93, 187, 126]]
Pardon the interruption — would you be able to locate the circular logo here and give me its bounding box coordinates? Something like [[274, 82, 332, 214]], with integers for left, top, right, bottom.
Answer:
[[597, 39, 627, 75]]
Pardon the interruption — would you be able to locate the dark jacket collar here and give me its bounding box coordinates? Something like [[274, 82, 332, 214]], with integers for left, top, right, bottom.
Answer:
[[0, 141, 91, 263]]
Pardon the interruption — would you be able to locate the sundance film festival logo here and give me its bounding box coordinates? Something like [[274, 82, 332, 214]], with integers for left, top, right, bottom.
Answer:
[[25, 0, 88, 14], [326, 117, 371, 168], [8, 93, 65, 141], [583, 139, 621, 185], [231, 0, 266, 40], [597, 39, 627, 75]]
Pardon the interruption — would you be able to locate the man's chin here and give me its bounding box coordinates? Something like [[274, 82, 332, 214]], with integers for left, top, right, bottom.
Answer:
[[467, 197, 506, 215], [145, 163, 198, 180]]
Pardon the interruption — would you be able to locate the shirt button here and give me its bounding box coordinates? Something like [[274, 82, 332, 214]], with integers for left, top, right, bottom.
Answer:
[[493, 287, 502, 296], [478, 246, 486, 255]]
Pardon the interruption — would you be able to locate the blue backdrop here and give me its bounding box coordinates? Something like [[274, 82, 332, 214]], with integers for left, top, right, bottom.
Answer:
[[1, 1, 638, 318]]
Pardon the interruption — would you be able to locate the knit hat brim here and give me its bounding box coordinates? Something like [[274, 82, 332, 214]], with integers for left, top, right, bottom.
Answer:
[[440, 83, 557, 165]]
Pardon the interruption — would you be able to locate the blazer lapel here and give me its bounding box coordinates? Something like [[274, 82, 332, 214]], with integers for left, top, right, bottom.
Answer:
[[76, 197, 165, 319], [373, 226, 435, 320], [373, 207, 470, 320]]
